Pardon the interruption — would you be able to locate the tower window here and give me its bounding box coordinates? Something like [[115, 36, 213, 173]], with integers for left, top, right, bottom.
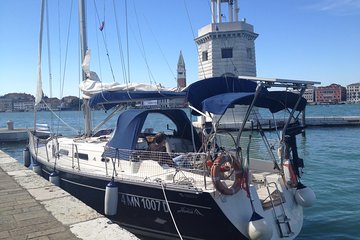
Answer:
[[202, 51, 208, 61], [221, 48, 233, 58], [247, 48, 253, 59]]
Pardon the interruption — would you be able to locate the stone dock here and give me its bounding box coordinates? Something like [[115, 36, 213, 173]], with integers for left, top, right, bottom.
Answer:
[[0, 150, 138, 240], [0, 128, 30, 142]]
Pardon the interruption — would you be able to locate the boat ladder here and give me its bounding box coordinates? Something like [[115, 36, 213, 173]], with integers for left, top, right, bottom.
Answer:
[[266, 181, 294, 238]]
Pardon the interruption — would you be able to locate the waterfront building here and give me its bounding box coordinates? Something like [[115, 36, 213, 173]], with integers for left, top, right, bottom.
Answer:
[[35, 102, 47, 111], [0, 98, 13, 112], [13, 101, 34, 112], [346, 82, 360, 103], [195, 0, 258, 79], [43, 97, 61, 110], [303, 86, 316, 103], [316, 84, 346, 103], [62, 96, 78, 104], [60, 96, 80, 110]]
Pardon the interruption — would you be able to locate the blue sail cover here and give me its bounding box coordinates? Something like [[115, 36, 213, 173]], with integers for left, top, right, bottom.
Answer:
[[89, 90, 186, 110]]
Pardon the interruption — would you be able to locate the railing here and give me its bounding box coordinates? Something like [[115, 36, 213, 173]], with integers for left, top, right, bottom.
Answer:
[[71, 144, 80, 170], [30, 132, 284, 191]]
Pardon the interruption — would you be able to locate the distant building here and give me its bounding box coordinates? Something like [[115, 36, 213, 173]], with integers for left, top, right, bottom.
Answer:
[[61, 96, 80, 110], [62, 96, 78, 104], [316, 84, 346, 103], [0, 98, 13, 112], [43, 97, 61, 110], [177, 51, 186, 89], [36, 102, 47, 111], [346, 82, 360, 103], [1, 93, 35, 112], [195, 0, 258, 79], [13, 101, 34, 112], [303, 86, 316, 103]]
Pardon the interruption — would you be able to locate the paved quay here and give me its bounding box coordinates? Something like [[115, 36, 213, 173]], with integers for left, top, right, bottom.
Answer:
[[0, 150, 138, 240], [0, 128, 29, 143]]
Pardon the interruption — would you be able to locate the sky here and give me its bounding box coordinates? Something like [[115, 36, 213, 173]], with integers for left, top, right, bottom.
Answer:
[[0, 0, 360, 98]]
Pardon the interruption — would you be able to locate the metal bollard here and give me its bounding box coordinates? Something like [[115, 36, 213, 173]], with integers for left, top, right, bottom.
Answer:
[[7, 120, 14, 130]]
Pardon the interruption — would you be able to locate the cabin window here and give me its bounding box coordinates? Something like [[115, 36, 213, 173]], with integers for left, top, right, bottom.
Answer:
[[202, 51, 208, 61], [74, 152, 89, 160], [221, 48, 233, 58], [141, 113, 177, 136], [59, 149, 69, 156]]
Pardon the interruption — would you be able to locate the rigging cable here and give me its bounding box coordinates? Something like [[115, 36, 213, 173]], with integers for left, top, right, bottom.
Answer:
[[60, 0, 73, 99], [56, 0, 73, 135], [125, 0, 130, 84], [132, 2, 157, 86], [143, 15, 176, 82], [34, 0, 45, 130], [93, 0, 117, 83], [77, 26, 83, 133], [112, 0, 128, 84], [56, 0, 63, 132], [45, 0, 54, 130], [218, 24, 241, 77], [45, 0, 52, 99], [92, 0, 106, 106], [42, 101, 80, 134], [93, 0, 103, 81], [183, 0, 206, 79], [129, 26, 157, 86]]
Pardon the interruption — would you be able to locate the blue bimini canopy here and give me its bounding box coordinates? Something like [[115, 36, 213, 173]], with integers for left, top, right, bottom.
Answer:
[[89, 90, 186, 110], [202, 91, 307, 115], [185, 76, 263, 115]]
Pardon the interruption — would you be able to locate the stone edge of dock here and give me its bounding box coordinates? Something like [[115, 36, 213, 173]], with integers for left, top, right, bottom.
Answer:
[[0, 150, 138, 240]]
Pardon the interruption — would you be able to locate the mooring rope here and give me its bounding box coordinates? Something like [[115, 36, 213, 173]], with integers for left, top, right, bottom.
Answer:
[[160, 182, 183, 240]]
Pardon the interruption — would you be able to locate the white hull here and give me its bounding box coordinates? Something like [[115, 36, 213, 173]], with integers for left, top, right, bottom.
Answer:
[[28, 131, 304, 239]]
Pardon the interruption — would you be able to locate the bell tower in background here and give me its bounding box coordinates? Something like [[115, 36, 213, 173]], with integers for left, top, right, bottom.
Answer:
[[177, 50, 186, 88]]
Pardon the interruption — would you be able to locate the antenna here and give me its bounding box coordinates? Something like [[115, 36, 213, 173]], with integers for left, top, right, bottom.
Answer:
[[211, 0, 240, 23]]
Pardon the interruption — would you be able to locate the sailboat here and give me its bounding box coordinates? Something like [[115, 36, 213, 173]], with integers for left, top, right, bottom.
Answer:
[[28, 0, 318, 239]]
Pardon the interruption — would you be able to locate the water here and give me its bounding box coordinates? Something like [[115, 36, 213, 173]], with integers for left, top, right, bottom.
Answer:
[[298, 127, 360, 239], [1, 105, 360, 239]]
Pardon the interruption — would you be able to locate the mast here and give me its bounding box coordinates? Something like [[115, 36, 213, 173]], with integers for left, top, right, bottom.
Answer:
[[79, 0, 92, 136]]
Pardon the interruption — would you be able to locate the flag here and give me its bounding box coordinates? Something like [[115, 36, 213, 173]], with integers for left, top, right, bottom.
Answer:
[[99, 21, 105, 31]]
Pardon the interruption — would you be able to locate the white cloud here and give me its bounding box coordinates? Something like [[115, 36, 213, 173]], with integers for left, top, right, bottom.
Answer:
[[308, 0, 360, 15]]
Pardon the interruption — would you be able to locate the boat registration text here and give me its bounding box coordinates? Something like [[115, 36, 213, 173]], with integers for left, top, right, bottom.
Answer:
[[120, 193, 169, 212]]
